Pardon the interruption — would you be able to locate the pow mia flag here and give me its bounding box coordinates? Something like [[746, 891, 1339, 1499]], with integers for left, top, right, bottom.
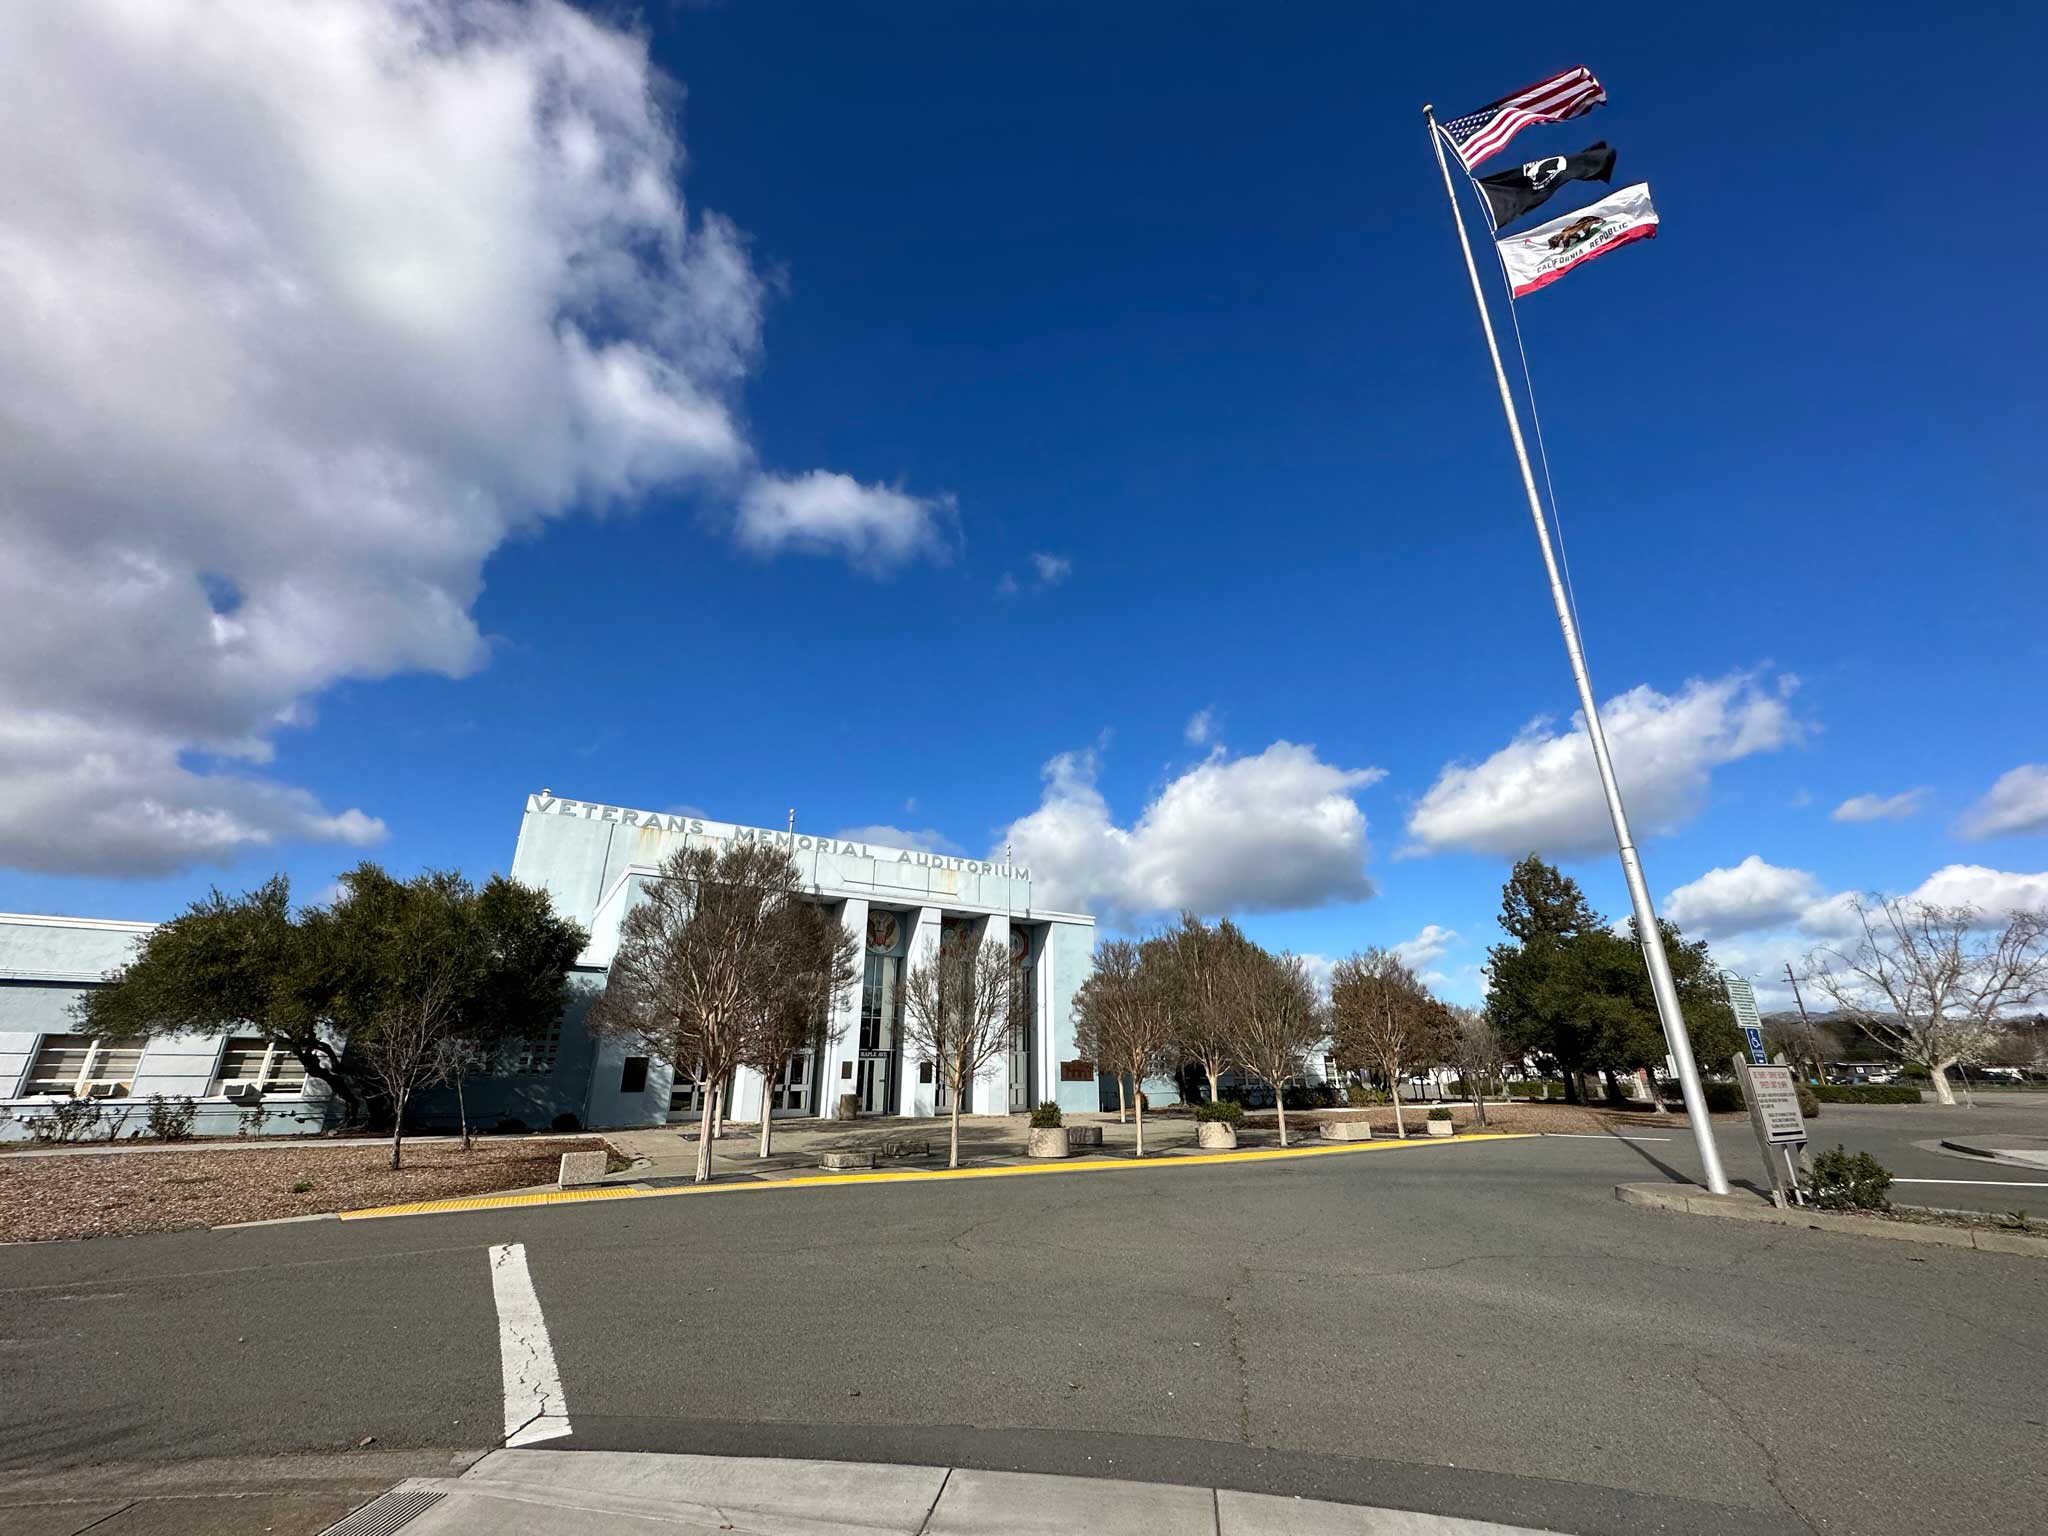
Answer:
[[1477, 142, 1617, 230]]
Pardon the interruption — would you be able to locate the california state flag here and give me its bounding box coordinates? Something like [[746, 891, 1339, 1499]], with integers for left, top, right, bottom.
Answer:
[[1496, 182, 1658, 298]]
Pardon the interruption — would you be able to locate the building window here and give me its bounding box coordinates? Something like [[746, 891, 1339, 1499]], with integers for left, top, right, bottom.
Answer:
[[496, 1022, 561, 1077], [620, 1057, 649, 1094], [24, 1034, 147, 1096], [211, 1037, 306, 1096], [860, 952, 901, 1052]]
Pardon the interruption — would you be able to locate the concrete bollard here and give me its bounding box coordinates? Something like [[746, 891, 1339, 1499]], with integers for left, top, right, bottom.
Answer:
[[557, 1150, 608, 1187], [820, 1149, 875, 1172]]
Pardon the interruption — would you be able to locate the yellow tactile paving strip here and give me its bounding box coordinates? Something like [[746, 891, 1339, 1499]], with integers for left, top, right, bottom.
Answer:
[[335, 1132, 1533, 1223]]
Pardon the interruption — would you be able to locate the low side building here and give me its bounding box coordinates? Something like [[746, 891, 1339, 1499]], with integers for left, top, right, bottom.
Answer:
[[1, 792, 1107, 1140]]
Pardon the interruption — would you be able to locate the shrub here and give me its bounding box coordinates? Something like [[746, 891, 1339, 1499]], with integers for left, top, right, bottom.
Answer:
[[289, 1179, 315, 1194], [1427, 1106, 1453, 1122], [1813, 1084, 1921, 1105], [1701, 1081, 1744, 1113], [550, 1112, 583, 1133], [493, 1116, 530, 1136], [1029, 1100, 1064, 1129], [1808, 1145, 1892, 1211], [144, 1094, 199, 1142], [1195, 1099, 1242, 1125], [28, 1097, 103, 1144], [1795, 1083, 1820, 1119]]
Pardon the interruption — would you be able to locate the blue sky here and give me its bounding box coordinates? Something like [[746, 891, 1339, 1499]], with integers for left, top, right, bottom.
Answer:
[[2, 1, 2044, 1007]]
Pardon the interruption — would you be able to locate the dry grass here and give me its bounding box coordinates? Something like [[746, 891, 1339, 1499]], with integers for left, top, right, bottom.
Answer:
[[0, 1136, 619, 1244]]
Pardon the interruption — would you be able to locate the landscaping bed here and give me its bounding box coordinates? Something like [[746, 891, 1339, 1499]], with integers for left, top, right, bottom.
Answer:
[[1282, 1101, 1691, 1137], [0, 1136, 620, 1243]]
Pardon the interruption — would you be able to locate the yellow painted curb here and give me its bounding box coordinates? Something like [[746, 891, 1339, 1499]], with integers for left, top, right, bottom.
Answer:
[[336, 1132, 1533, 1223]]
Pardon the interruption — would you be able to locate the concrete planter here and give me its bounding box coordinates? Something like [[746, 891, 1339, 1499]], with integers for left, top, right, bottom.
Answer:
[[1026, 1126, 1071, 1159], [834, 1093, 860, 1122], [1427, 1120, 1455, 1136], [1065, 1125, 1103, 1150], [1196, 1120, 1238, 1150]]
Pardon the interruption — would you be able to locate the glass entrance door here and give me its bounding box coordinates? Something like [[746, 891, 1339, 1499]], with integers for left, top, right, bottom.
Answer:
[[859, 934, 902, 1116], [770, 1050, 813, 1114], [1007, 939, 1035, 1112]]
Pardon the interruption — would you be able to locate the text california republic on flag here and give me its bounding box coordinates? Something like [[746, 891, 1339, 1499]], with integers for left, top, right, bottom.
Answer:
[[1494, 182, 1658, 298], [1439, 66, 1606, 170]]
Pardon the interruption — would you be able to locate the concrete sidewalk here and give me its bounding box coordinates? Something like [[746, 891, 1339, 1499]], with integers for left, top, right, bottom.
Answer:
[[324, 1449, 1559, 1535]]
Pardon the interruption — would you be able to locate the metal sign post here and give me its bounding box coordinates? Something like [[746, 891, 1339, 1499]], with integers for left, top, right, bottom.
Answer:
[[1733, 1055, 1808, 1207]]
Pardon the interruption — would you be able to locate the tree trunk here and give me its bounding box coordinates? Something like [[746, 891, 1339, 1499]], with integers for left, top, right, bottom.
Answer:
[[295, 1047, 364, 1129], [711, 1082, 725, 1140], [1133, 1066, 1146, 1158], [1391, 1071, 1406, 1139], [456, 1073, 471, 1152], [389, 1093, 406, 1171], [1275, 1084, 1289, 1148], [1472, 1077, 1488, 1128], [758, 1073, 774, 1159], [949, 1097, 961, 1169], [1206, 1066, 1220, 1104], [1116, 1074, 1127, 1123], [1562, 1064, 1582, 1105], [695, 1088, 715, 1183], [1928, 1060, 1956, 1105]]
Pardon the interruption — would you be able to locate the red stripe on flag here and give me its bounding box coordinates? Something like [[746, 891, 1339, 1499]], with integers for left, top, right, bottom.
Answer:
[[1508, 219, 1657, 298]]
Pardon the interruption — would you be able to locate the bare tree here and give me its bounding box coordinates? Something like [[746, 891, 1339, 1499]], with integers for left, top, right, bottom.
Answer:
[[735, 901, 857, 1158], [1447, 1004, 1503, 1129], [587, 842, 812, 1182], [901, 932, 1014, 1168], [1331, 949, 1452, 1139], [1163, 913, 1250, 1104], [1074, 939, 1175, 1157], [433, 1036, 489, 1151], [1227, 946, 1323, 1147], [358, 959, 461, 1171], [1804, 897, 2048, 1104]]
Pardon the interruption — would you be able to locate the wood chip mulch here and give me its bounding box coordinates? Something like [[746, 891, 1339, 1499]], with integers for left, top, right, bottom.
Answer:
[[0, 1136, 617, 1244]]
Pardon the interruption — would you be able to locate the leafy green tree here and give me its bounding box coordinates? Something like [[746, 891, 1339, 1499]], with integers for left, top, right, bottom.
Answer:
[[1486, 855, 1610, 1104], [1487, 855, 1737, 1103], [80, 867, 586, 1132]]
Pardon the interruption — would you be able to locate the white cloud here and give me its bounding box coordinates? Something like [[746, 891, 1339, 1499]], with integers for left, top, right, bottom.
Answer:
[[1663, 855, 1823, 939], [835, 824, 964, 856], [0, 0, 939, 877], [1404, 672, 1802, 859], [996, 572, 1020, 595], [1293, 952, 1337, 999], [1030, 552, 1071, 585], [1830, 788, 1928, 823], [737, 472, 952, 573], [1907, 864, 2048, 919], [1958, 764, 2048, 840], [1184, 709, 1216, 746], [1391, 924, 1459, 971], [998, 742, 1385, 922]]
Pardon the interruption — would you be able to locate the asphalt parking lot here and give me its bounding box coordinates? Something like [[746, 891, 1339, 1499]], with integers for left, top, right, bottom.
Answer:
[[4, 1124, 2045, 1535]]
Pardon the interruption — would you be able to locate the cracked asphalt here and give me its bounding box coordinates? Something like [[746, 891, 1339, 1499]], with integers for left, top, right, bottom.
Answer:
[[2, 1132, 2043, 1535]]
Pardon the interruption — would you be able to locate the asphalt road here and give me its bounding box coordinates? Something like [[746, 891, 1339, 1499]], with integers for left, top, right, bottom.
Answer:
[[3, 1130, 2044, 1536], [1794, 1092, 2048, 1213]]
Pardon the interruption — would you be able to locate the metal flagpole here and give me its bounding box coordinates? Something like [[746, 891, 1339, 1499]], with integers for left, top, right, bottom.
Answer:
[[1422, 104, 1730, 1195]]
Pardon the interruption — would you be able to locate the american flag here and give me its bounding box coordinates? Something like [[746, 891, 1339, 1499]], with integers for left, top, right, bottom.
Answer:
[[1439, 67, 1607, 171]]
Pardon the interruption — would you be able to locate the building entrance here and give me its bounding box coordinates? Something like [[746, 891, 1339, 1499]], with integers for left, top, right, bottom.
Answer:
[[860, 911, 906, 1117], [769, 1050, 814, 1115]]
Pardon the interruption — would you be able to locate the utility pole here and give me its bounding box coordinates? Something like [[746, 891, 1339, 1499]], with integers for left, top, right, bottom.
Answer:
[[1783, 962, 1812, 1026]]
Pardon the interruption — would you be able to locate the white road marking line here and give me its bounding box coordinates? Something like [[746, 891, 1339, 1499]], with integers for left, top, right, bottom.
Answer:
[[489, 1242, 572, 1447], [1544, 1133, 1674, 1141], [1892, 1178, 2048, 1187]]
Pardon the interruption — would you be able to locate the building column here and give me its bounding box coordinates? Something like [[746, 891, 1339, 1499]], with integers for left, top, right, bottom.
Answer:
[[899, 906, 942, 1118], [820, 898, 867, 1118], [979, 913, 1010, 1115]]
